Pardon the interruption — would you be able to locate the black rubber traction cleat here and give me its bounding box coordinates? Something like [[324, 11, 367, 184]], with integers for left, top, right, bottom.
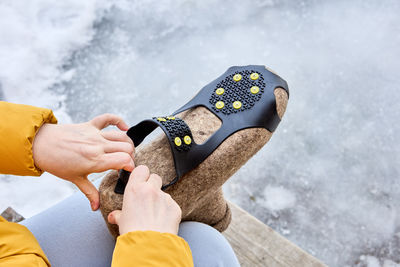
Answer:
[[114, 65, 289, 194]]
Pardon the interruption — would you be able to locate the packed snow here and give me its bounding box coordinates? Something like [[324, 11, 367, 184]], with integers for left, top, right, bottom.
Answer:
[[0, 0, 111, 217], [262, 186, 296, 211], [1, 0, 399, 266]]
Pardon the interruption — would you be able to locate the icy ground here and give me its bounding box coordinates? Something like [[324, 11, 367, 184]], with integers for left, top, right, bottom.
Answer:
[[1, 0, 400, 266]]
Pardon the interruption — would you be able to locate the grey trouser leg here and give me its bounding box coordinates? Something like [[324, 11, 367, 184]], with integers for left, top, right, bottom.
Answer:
[[21, 190, 240, 267], [178, 221, 240, 267], [21, 192, 115, 267]]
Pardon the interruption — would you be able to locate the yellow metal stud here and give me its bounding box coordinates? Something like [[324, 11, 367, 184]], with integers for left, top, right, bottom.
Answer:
[[215, 88, 225, 95], [233, 74, 242, 82], [215, 101, 225, 109], [250, 73, 259, 80], [233, 101, 242, 109], [174, 137, 182, 146], [250, 86, 260, 94], [184, 135, 192, 145], [167, 116, 176, 120], [157, 117, 167, 122]]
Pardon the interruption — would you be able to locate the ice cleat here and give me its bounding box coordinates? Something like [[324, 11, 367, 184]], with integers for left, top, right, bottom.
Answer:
[[99, 65, 289, 238]]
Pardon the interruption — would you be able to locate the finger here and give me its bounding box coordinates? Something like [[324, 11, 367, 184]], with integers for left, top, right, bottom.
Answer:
[[73, 178, 100, 211], [147, 173, 162, 189], [103, 140, 135, 156], [101, 130, 134, 146], [128, 165, 150, 187], [90, 113, 129, 131], [99, 152, 135, 172], [108, 210, 122, 225]]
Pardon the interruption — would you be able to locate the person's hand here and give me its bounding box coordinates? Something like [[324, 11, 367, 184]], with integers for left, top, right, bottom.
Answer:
[[32, 113, 135, 211], [107, 165, 182, 235]]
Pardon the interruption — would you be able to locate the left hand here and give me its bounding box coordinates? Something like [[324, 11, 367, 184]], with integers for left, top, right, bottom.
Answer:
[[107, 165, 182, 235], [32, 113, 135, 211]]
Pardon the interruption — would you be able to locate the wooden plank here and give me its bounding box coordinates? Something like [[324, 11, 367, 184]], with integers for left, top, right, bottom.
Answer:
[[223, 202, 328, 267], [1, 207, 24, 222]]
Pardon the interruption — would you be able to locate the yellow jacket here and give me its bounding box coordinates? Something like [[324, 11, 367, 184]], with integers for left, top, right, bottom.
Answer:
[[0, 101, 193, 266]]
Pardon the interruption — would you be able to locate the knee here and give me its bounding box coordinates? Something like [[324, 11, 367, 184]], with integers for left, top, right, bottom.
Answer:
[[178, 222, 240, 267]]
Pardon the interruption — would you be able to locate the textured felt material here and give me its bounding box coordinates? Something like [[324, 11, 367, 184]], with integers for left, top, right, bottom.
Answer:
[[99, 68, 288, 238]]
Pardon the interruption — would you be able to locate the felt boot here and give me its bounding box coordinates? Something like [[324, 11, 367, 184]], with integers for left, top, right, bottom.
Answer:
[[99, 65, 289, 238]]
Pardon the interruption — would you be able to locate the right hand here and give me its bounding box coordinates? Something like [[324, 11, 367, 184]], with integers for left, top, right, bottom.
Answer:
[[32, 113, 135, 211], [107, 165, 182, 235]]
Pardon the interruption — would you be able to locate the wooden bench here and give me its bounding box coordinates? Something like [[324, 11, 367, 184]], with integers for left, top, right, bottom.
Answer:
[[223, 202, 327, 267]]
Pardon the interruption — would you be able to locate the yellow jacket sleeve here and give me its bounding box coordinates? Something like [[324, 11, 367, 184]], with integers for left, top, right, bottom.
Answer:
[[0, 101, 193, 267], [112, 231, 194, 267], [0, 216, 50, 266], [0, 101, 57, 176]]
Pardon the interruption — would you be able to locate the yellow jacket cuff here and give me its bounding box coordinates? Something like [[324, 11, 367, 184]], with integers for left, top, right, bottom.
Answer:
[[112, 231, 194, 267], [0, 101, 57, 176]]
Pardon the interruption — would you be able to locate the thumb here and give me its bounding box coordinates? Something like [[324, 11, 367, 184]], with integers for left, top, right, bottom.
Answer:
[[73, 178, 100, 211], [108, 210, 122, 225]]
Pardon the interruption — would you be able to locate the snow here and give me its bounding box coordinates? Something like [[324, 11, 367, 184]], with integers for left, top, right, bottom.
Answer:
[[383, 260, 400, 267], [364, 256, 382, 267], [358, 255, 400, 267], [262, 186, 296, 211], [1, 0, 400, 266], [0, 0, 113, 216]]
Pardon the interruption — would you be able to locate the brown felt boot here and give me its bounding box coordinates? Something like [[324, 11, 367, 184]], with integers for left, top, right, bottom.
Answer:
[[99, 65, 289, 238]]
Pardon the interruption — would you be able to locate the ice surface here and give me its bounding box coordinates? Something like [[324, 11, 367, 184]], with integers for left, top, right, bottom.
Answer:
[[1, 0, 400, 266], [0, 0, 113, 217], [0, 0, 114, 121]]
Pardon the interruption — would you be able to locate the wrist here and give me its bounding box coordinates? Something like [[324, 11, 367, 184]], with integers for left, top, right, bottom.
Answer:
[[32, 123, 52, 172]]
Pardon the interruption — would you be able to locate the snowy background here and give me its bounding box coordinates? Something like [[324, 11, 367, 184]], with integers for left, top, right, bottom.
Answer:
[[1, 0, 399, 266]]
